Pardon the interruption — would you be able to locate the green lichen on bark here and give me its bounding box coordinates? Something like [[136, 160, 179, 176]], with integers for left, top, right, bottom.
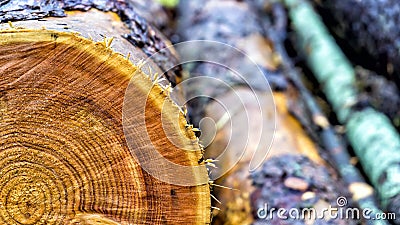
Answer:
[[283, 0, 400, 223]]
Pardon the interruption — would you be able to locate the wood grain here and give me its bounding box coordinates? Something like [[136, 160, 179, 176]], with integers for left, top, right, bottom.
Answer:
[[0, 29, 210, 225]]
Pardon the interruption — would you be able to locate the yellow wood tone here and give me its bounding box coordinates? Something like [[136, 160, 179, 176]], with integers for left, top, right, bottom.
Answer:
[[0, 29, 210, 224], [205, 91, 323, 225], [272, 92, 323, 163]]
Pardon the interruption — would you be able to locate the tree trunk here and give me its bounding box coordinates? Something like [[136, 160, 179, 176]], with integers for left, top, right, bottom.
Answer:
[[315, 0, 400, 86], [283, 0, 400, 223], [173, 1, 328, 224], [0, 6, 210, 225]]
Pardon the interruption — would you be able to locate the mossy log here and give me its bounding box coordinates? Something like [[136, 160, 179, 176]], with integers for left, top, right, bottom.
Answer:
[[283, 0, 398, 223], [0, 8, 210, 225]]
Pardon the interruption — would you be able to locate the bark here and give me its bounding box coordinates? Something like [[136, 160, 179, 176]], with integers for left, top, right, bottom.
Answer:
[[265, 3, 385, 223], [0, 0, 182, 86], [173, 1, 346, 224], [174, 1, 284, 224], [283, 0, 399, 223], [175, 0, 287, 126], [314, 0, 400, 87], [251, 155, 356, 225], [0, 6, 210, 225]]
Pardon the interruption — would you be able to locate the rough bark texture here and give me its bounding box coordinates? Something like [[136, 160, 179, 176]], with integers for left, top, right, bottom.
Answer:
[[355, 66, 400, 128], [0, 7, 210, 225], [173, 1, 336, 225], [284, 0, 399, 223], [251, 155, 356, 225], [315, 0, 400, 86], [0, 0, 182, 86], [175, 0, 287, 126]]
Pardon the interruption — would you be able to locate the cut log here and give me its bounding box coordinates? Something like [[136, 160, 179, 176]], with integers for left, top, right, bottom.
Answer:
[[0, 9, 210, 225], [315, 0, 400, 86], [283, 0, 399, 223], [173, 1, 327, 224]]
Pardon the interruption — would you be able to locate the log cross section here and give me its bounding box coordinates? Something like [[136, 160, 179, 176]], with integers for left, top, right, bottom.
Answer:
[[0, 29, 210, 225]]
